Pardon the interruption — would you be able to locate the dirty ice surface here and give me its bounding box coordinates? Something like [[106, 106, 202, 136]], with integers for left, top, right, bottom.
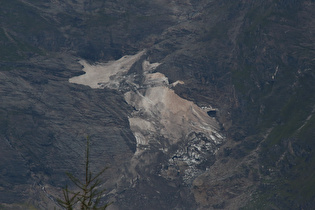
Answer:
[[69, 51, 145, 89], [69, 51, 223, 154]]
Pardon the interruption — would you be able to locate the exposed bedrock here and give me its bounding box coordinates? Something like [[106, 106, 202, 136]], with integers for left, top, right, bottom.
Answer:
[[1, 0, 315, 209]]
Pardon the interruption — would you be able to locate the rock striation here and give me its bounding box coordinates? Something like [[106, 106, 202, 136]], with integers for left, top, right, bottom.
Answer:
[[1, 0, 315, 209]]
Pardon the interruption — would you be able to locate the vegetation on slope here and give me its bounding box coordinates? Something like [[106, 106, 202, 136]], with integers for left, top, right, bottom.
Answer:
[[230, 1, 315, 208]]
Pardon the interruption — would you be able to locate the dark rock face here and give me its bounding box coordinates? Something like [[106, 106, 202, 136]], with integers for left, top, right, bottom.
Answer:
[[1, 0, 315, 209]]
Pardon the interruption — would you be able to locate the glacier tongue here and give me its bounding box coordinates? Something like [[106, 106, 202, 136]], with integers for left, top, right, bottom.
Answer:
[[69, 50, 224, 182]]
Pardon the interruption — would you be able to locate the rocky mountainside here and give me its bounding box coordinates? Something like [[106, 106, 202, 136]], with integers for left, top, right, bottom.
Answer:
[[0, 0, 315, 209]]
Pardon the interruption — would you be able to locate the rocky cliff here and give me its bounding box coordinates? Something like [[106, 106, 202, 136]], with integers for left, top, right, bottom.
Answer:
[[1, 0, 315, 209]]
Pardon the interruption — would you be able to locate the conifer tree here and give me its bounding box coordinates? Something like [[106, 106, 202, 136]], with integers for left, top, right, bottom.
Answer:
[[57, 137, 111, 210]]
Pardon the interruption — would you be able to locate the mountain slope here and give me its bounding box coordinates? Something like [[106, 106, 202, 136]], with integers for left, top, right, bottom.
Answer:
[[0, 0, 314, 209]]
